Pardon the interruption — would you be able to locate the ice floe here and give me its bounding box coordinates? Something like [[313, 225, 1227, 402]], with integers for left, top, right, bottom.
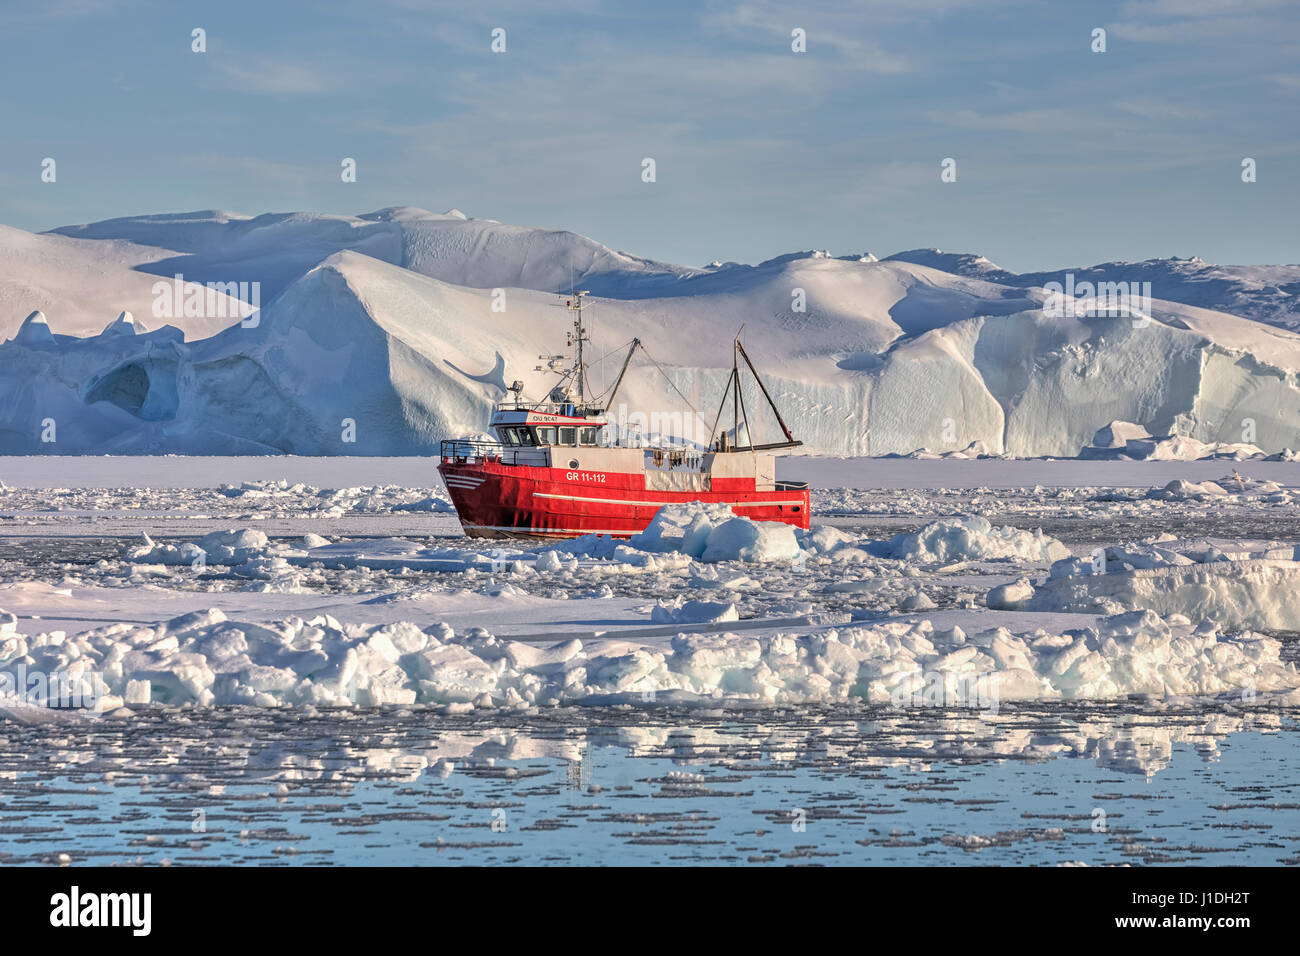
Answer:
[[650, 599, 740, 625], [988, 538, 1300, 630], [120, 504, 1067, 579], [1078, 421, 1281, 461], [1, 603, 1293, 710], [874, 516, 1069, 564], [624, 502, 802, 563]]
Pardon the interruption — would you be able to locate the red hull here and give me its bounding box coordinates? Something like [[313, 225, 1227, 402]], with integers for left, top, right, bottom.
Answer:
[[438, 459, 810, 539]]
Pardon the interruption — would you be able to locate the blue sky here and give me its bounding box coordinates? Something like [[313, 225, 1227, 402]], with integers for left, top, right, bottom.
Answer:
[[0, 0, 1296, 271]]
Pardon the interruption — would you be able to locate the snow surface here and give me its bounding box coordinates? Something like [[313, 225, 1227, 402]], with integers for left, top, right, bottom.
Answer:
[[989, 537, 1300, 630], [875, 517, 1069, 564], [628, 502, 802, 563], [67, 503, 1286, 706], [2, 458, 1298, 714], [1006, 257, 1300, 333], [112, 505, 1055, 576], [1077, 421, 1281, 461], [0, 224, 250, 341], [5, 207, 1300, 456], [2, 598, 1292, 709]]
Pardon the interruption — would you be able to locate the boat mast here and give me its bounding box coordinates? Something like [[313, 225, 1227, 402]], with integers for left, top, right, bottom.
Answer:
[[706, 334, 803, 452], [565, 290, 591, 406], [602, 337, 640, 412], [735, 340, 795, 445], [732, 341, 740, 449]]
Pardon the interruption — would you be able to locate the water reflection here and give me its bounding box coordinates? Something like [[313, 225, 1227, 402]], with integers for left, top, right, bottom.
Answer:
[[0, 702, 1295, 865]]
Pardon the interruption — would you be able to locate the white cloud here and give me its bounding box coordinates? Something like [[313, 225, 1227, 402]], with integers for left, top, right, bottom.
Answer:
[[213, 59, 338, 96], [1113, 97, 1207, 120], [1114, 0, 1291, 42], [926, 107, 1093, 135]]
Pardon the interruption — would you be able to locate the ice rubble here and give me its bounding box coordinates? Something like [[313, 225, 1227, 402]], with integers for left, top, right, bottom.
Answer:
[[629, 502, 802, 563], [121, 504, 1067, 575], [874, 516, 1069, 564], [125, 529, 273, 567], [1145, 474, 1290, 502], [217, 480, 454, 514], [1, 603, 1292, 709], [1078, 421, 1275, 461], [118, 504, 809, 574], [574, 506, 1065, 567], [124, 531, 525, 583], [895, 440, 1004, 460], [650, 599, 739, 625], [987, 538, 1300, 630]]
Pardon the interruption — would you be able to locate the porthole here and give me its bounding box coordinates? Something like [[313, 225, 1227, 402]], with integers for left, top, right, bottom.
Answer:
[[569, 459, 580, 469]]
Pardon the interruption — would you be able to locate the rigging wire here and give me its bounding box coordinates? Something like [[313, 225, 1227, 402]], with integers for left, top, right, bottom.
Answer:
[[534, 313, 700, 423], [638, 345, 702, 418], [587, 338, 638, 404]]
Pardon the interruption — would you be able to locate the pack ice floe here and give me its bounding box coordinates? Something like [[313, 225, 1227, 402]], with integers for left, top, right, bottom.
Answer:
[[2, 601, 1294, 710], [1, 504, 1276, 709], [988, 537, 1300, 630]]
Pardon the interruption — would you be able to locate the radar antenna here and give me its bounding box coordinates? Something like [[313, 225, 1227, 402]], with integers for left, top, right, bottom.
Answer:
[[562, 289, 592, 405]]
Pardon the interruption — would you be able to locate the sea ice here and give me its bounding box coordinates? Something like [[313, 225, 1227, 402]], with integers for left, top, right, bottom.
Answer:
[[650, 599, 740, 625], [2, 602, 1292, 710], [988, 540, 1300, 630], [876, 516, 1069, 564]]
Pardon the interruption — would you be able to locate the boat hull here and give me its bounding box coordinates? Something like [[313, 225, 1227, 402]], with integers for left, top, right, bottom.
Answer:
[[438, 460, 810, 539]]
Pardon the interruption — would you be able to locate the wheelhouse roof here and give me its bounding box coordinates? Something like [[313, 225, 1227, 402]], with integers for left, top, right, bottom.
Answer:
[[491, 409, 602, 427]]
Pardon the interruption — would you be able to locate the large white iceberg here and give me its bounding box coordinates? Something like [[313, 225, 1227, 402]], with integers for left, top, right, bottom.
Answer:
[[6, 207, 1300, 456]]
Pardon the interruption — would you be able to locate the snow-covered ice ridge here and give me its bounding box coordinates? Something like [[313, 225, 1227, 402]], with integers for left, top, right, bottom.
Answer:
[[4, 207, 1300, 456], [3, 595, 1293, 711], [990, 535, 1300, 631], [2, 502, 1291, 711]]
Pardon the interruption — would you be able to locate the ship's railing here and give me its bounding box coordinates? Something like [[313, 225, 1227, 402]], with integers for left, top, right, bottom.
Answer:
[[440, 438, 521, 465], [493, 399, 602, 416], [775, 480, 809, 491]]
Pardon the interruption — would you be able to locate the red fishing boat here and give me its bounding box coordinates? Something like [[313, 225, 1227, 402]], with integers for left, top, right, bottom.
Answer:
[[438, 291, 810, 539]]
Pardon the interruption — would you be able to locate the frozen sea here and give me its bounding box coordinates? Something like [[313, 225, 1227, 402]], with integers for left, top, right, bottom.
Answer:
[[2, 455, 1298, 866]]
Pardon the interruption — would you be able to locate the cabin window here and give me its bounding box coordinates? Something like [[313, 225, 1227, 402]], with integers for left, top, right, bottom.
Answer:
[[579, 427, 598, 445], [536, 426, 557, 445], [513, 428, 535, 446], [559, 426, 576, 445], [499, 428, 519, 446]]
